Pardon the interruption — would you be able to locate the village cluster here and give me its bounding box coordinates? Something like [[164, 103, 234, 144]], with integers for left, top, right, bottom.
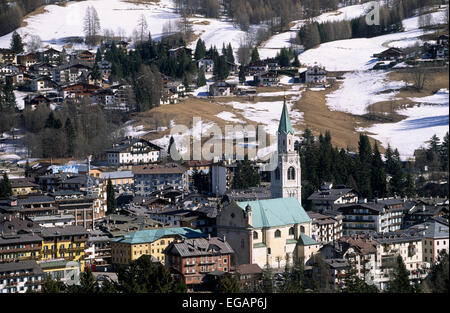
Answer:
[[0, 102, 448, 293]]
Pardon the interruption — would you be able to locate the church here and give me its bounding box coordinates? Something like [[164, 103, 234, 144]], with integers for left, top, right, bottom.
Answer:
[[216, 102, 321, 269]]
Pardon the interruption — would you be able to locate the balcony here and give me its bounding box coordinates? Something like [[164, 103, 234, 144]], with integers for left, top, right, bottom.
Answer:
[[0, 246, 42, 254]]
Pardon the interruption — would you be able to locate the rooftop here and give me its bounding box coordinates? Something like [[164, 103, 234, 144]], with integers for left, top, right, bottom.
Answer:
[[236, 197, 311, 228], [113, 227, 205, 244]]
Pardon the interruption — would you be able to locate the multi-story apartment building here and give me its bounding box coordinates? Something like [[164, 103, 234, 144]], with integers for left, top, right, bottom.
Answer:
[[165, 236, 234, 286], [133, 163, 188, 196], [0, 48, 17, 65], [335, 200, 404, 236], [106, 138, 162, 166], [409, 220, 449, 264], [39, 225, 88, 272], [307, 183, 358, 212], [0, 214, 43, 263], [0, 260, 44, 293], [111, 227, 205, 266], [308, 211, 343, 243], [0, 196, 58, 218], [373, 231, 426, 290], [53, 191, 96, 230]]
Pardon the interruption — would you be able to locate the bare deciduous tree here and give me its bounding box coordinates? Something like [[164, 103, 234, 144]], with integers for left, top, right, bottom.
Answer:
[[26, 35, 41, 52], [83, 6, 101, 46]]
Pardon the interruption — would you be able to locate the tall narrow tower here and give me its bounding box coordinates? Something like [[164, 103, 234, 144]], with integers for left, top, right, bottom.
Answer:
[[270, 100, 302, 204]]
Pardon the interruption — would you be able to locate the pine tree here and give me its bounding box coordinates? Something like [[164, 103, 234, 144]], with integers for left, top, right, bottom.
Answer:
[[194, 38, 206, 60], [389, 149, 404, 197], [422, 250, 449, 293], [238, 65, 246, 83], [292, 54, 300, 67], [226, 43, 234, 63], [10, 31, 24, 54], [41, 275, 66, 293], [371, 142, 387, 198], [216, 275, 240, 293], [250, 47, 260, 62], [197, 69, 206, 87], [106, 178, 116, 215], [357, 134, 372, 199], [387, 255, 415, 293], [0, 172, 12, 198]]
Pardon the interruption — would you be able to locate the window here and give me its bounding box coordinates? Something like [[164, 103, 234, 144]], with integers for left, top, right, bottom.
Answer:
[[288, 167, 295, 180], [275, 230, 281, 238], [253, 231, 258, 240], [289, 227, 294, 236], [300, 226, 305, 233]]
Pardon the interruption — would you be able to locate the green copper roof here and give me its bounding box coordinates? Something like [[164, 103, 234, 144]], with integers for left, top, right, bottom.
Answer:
[[236, 197, 311, 228], [278, 101, 294, 135], [113, 227, 206, 244], [298, 233, 319, 246]]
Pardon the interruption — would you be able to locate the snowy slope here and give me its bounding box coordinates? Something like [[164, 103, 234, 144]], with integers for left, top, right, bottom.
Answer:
[[326, 71, 405, 115], [0, 0, 180, 50], [298, 7, 447, 71], [364, 89, 449, 159]]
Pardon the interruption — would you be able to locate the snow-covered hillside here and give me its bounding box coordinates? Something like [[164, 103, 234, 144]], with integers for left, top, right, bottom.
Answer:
[[0, 0, 179, 50], [298, 7, 447, 71], [364, 89, 449, 159]]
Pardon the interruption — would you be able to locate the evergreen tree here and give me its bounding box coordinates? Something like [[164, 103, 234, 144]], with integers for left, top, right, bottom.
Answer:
[[91, 62, 101, 81], [0, 172, 12, 198], [226, 43, 235, 63], [194, 38, 206, 60], [387, 255, 415, 293], [10, 31, 24, 54], [216, 275, 240, 293], [389, 149, 404, 197], [197, 69, 206, 87], [45, 112, 62, 129], [232, 155, 260, 189], [95, 47, 103, 62], [261, 266, 274, 293], [441, 132, 449, 171], [371, 142, 387, 198], [357, 134, 372, 199], [341, 265, 378, 293], [282, 260, 306, 293], [292, 54, 300, 67], [250, 47, 260, 62], [422, 250, 449, 293], [41, 275, 66, 293], [106, 178, 116, 215], [238, 65, 246, 83], [116, 255, 186, 293], [278, 47, 290, 67]]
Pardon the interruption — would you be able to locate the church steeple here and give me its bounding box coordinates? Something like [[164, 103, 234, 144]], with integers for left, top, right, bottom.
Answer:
[[278, 98, 294, 135], [271, 99, 302, 204]]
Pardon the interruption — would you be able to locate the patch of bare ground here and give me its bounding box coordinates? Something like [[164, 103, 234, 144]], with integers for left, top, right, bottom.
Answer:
[[292, 82, 382, 151], [192, 20, 211, 25], [366, 67, 449, 117], [133, 97, 254, 141]]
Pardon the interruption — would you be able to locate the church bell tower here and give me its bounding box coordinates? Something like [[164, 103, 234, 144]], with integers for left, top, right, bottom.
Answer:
[[270, 100, 302, 204]]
